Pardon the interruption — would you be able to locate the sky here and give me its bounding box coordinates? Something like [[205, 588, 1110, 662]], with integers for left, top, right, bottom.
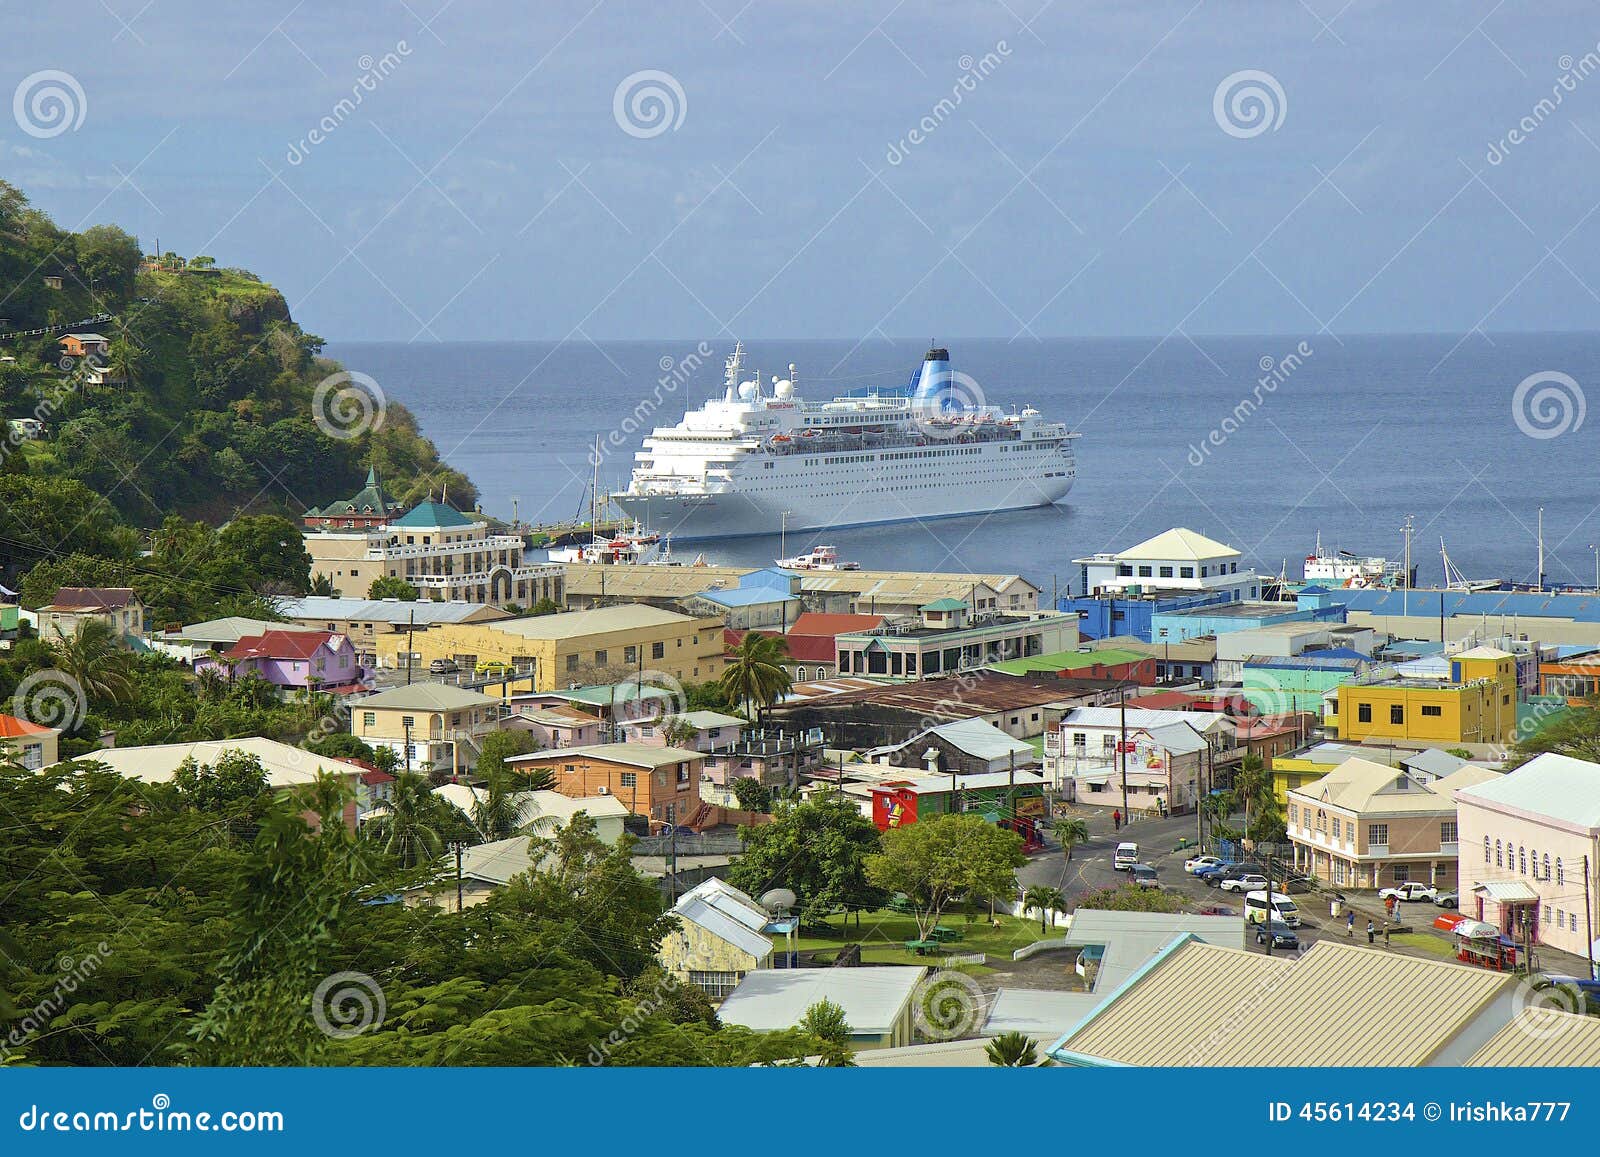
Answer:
[[8, 1, 1600, 341]]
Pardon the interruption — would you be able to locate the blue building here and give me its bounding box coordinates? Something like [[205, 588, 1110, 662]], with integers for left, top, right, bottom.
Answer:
[[1062, 590, 1234, 642], [1150, 599, 1347, 643]]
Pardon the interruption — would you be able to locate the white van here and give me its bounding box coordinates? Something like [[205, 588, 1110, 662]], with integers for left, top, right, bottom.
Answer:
[[1244, 890, 1301, 927], [1113, 842, 1138, 871]]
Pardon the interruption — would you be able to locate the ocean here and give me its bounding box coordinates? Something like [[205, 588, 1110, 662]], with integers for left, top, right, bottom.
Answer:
[[325, 334, 1600, 594]]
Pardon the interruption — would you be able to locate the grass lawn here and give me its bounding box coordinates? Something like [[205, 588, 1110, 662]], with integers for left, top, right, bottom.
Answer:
[[784, 908, 1058, 970], [1388, 932, 1460, 960]]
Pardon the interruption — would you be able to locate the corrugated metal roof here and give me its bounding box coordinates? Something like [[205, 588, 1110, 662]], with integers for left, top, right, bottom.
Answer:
[[1468, 1010, 1600, 1066], [674, 897, 773, 960], [1454, 752, 1600, 828], [718, 967, 928, 1035], [1472, 879, 1539, 903]]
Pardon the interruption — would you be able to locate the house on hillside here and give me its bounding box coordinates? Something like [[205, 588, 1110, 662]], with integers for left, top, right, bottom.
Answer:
[[37, 587, 144, 642], [0, 713, 61, 769], [197, 629, 366, 692], [658, 878, 776, 999], [351, 683, 504, 776]]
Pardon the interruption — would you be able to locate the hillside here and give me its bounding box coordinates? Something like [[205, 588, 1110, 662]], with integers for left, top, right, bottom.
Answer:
[[0, 178, 476, 592]]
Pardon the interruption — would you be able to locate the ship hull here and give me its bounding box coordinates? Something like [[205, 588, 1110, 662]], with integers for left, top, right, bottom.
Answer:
[[613, 473, 1074, 541]]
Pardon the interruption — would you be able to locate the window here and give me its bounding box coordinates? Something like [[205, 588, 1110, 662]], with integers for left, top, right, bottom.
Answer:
[[1393, 864, 1409, 883], [619, 772, 637, 788], [1368, 823, 1389, 846], [1358, 703, 1373, 723], [1421, 705, 1442, 717], [1483, 836, 1490, 863], [594, 650, 608, 666], [1179, 566, 1194, 578], [566, 654, 579, 672], [1072, 733, 1086, 750], [1573, 913, 1581, 932], [1557, 858, 1565, 886], [1137, 565, 1153, 577], [1441, 821, 1458, 844], [401, 715, 415, 728], [624, 646, 638, 664], [1545, 905, 1553, 923], [651, 641, 665, 659], [1158, 566, 1173, 578], [363, 712, 376, 727], [1289, 803, 1298, 825], [688, 970, 743, 999], [1519, 847, 1527, 875], [1390, 704, 1404, 725], [1495, 839, 1503, 867], [1331, 817, 1341, 840]]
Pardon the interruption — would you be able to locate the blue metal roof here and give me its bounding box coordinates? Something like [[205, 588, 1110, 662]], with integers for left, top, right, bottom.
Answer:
[[696, 586, 799, 607], [1244, 650, 1368, 671], [1328, 588, 1600, 622], [390, 501, 475, 528]]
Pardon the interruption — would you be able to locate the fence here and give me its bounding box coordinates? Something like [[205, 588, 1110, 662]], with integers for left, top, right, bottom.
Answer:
[[631, 831, 745, 857]]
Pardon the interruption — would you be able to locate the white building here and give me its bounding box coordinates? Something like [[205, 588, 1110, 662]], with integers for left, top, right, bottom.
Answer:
[[1046, 706, 1231, 812], [1074, 528, 1261, 599]]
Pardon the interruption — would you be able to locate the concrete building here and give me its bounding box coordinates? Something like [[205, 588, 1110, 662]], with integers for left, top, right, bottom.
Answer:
[[351, 683, 505, 775], [304, 500, 562, 609], [1331, 646, 1518, 747], [868, 767, 1049, 846], [1285, 756, 1502, 890], [835, 603, 1078, 681], [1214, 620, 1377, 682], [197, 629, 366, 693], [302, 466, 402, 530], [866, 717, 1038, 777], [1454, 753, 1600, 963], [1047, 707, 1235, 811], [727, 612, 888, 683], [1074, 527, 1261, 599], [1151, 599, 1346, 645], [275, 596, 510, 665], [718, 966, 929, 1050], [372, 603, 725, 691], [986, 646, 1154, 684], [0, 713, 60, 769], [36, 587, 144, 642], [508, 742, 705, 826], [681, 568, 802, 630], [1538, 647, 1600, 705], [657, 878, 775, 999], [1087, 633, 1219, 682], [1241, 649, 1378, 716], [623, 710, 822, 792], [1325, 587, 1600, 647], [512, 704, 605, 749]]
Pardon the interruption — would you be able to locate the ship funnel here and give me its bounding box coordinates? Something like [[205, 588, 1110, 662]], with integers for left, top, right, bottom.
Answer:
[[911, 347, 952, 403]]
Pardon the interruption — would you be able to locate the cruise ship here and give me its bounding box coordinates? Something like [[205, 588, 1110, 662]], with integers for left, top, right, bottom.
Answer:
[[609, 345, 1078, 540]]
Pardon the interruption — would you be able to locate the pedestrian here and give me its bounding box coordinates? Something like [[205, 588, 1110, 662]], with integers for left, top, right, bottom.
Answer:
[[1112, 809, 1121, 831], [1346, 912, 1354, 938], [1383, 924, 1391, 948], [1366, 920, 1375, 945]]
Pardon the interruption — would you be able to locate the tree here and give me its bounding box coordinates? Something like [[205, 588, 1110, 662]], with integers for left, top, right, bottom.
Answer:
[[303, 732, 376, 762], [718, 632, 792, 721], [798, 997, 856, 1067], [986, 1030, 1041, 1067], [1054, 816, 1090, 862], [1510, 699, 1600, 766], [529, 597, 560, 616], [171, 749, 270, 814], [1074, 884, 1185, 913], [49, 618, 133, 713], [368, 575, 419, 601], [728, 776, 771, 813], [865, 814, 1027, 941], [726, 796, 886, 929], [309, 573, 336, 596], [75, 224, 142, 297], [659, 715, 700, 750], [364, 771, 452, 869], [1021, 884, 1066, 933], [208, 515, 313, 597]]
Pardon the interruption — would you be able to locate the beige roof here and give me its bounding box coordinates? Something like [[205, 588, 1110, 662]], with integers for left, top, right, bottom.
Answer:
[[52, 736, 362, 789], [1467, 1009, 1600, 1066], [560, 563, 1037, 605], [355, 683, 500, 711], [1092, 634, 1219, 661], [1451, 645, 1515, 660], [1114, 527, 1240, 561], [509, 742, 704, 769], [1057, 939, 1513, 1067], [486, 603, 702, 639], [1288, 757, 1502, 816]]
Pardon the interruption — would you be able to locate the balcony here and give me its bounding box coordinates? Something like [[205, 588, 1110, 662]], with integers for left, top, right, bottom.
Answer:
[[1369, 843, 1389, 857], [1440, 842, 1459, 855]]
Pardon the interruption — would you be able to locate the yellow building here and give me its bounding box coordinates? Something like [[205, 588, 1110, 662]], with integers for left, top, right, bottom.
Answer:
[[1332, 647, 1516, 747], [372, 603, 726, 692]]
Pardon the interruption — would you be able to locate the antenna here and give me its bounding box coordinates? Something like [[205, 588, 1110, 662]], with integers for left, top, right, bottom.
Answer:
[[1537, 506, 1545, 593]]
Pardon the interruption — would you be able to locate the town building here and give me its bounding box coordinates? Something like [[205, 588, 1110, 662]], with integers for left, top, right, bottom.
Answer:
[[718, 966, 930, 1050], [834, 603, 1078, 681], [1330, 646, 1518, 747], [511, 703, 605, 749], [1074, 527, 1261, 600], [302, 467, 402, 530], [1240, 649, 1378, 716], [868, 767, 1049, 847], [866, 717, 1038, 777], [507, 742, 705, 826], [681, 568, 801, 631], [1453, 752, 1600, 963], [57, 332, 109, 361], [151, 616, 319, 663], [508, 683, 681, 729], [275, 595, 510, 665], [303, 499, 562, 609], [371, 603, 724, 691], [1322, 586, 1600, 647], [986, 646, 1154, 684], [350, 683, 505, 776], [1537, 646, 1600, 705], [622, 710, 823, 793], [0, 713, 60, 769], [726, 611, 889, 683], [197, 629, 366, 693], [1285, 756, 1501, 890], [1046, 706, 1236, 811], [1086, 633, 1219, 682], [1151, 598, 1347, 645], [657, 878, 775, 999], [1214, 619, 1377, 681], [36, 587, 144, 642]]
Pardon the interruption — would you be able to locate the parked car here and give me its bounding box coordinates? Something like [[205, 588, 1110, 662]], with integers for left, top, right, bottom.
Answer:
[[1541, 975, 1600, 1001], [1184, 854, 1223, 874], [1220, 873, 1270, 894], [1379, 882, 1437, 903], [1196, 860, 1260, 886], [1255, 919, 1300, 951], [429, 658, 459, 674], [475, 659, 513, 677], [1433, 890, 1459, 909], [1130, 864, 1160, 889]]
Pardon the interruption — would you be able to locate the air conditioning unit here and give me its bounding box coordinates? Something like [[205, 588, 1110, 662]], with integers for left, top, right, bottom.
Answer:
[[596, 786, 610, 795]]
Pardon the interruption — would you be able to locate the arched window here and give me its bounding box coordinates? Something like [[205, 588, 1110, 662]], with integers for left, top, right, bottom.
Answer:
[[1543, 854, 1551, 881], [1557, 858, 1565, 886], [1495, 840, 1503, 867], [1484, 836, 1491, 864], [1530, 849, 1539, 879], [1518, 847, 1527, 875]]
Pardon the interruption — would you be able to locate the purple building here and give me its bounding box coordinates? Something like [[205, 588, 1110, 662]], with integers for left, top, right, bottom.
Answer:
[[201, 629, 366, 692]]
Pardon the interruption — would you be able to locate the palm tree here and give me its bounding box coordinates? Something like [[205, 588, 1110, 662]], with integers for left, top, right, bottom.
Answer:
[[1021, 884, 1066, 933], [1054, 816, 1090, 862], [985, 1030, 1041, 1067], [50, 619, 133, 707], [365, 771, 450, 869], [718, 633, 792, 722]]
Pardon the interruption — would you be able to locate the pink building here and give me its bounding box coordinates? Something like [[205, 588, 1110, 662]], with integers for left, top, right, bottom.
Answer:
[[200, 629, 366, 692], [511, 704, 604, 749], [1454, 753, 1600, 965]]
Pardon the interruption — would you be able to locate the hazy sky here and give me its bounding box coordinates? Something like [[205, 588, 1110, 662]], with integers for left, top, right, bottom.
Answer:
[[9, 1, 1600, 341]]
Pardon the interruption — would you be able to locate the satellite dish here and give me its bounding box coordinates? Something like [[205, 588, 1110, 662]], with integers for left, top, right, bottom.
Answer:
[[760, 888, 797, 914]]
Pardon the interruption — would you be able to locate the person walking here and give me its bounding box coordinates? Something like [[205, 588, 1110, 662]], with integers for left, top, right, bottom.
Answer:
[[1112, 809, 1121, 832], [1346, 911, 1355, 938], [1366, 919, 1375, 945]]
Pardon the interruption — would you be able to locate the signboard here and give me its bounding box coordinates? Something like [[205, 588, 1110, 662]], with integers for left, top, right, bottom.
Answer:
[[1015, 796, 1047, 817], [871, 787, 918, 830]]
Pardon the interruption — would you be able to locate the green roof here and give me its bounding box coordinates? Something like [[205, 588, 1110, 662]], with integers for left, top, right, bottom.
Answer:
[[391, 501, 476, 528], [306, 466, 398, 518], [987, 648, 1147, 675], [922, 598, 969, 612]]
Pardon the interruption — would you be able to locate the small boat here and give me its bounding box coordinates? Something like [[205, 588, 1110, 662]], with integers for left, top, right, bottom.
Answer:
[[776, 544, 861, 571], [547, 521, 665, 565]]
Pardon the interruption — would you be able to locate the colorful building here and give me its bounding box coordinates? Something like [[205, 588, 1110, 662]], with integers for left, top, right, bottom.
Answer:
[[302, 466, 402, 530], [868, 768, 1049, 847], [0, 713, 61, 769], [987, 646, 1154, 683], [351, 683, 505, 776], [507, 742, 705, 826], [36, 587, 144, 642], [1330, 646, 1517, 746], [1241, 649, 1376, 716], [1537, 647, 1600, 705], [199, 629, 366, 692], [834, 602, 1078, 680]]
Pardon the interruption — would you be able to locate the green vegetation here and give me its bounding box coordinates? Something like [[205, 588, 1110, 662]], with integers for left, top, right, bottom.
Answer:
[[0, 178, 474, 621], [986, 1030, 1043, 1067], [781, 908, 1051, 969], [367, 575, 420, 601], [865, 814, 1028, 941], [1073, 884, 1186, 914], [1509, 695, 1600, 765], [727, 796, 886, 927], [718, 632, 792, 720]]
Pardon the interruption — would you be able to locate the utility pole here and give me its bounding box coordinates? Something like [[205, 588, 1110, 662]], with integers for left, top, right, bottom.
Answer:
[[1118, 684, 1129, 825], [405, 609, 416, 685], [1262, 844, 1272, 957], [666, 803, 678, 903], [450, 839, 467, 913], [1585, 854, 1596, 981], [403, 719, 413, 774]]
